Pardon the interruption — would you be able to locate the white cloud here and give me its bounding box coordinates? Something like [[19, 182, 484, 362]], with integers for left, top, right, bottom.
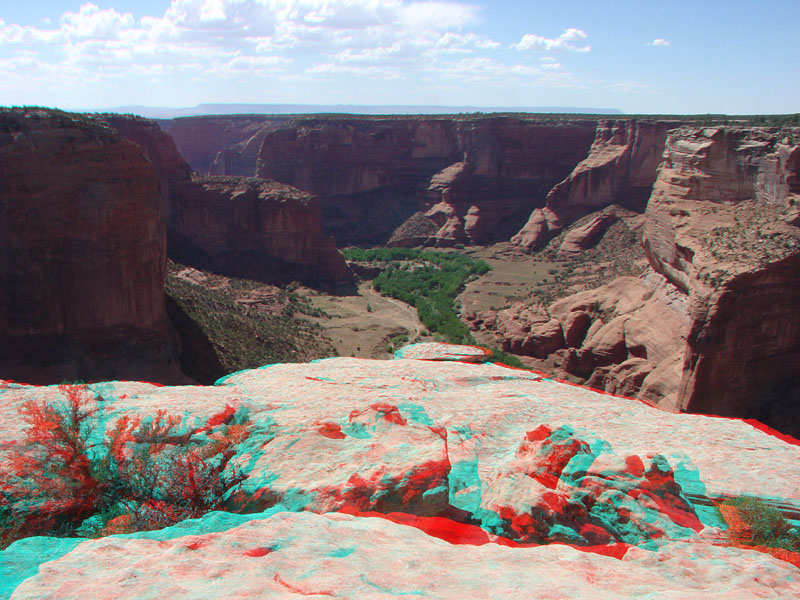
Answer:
[[514, 28, 590, 53], [306, 62, 404, 80], [648, 38, 670, 47], [397, 2, 479, 29], [0, 0, 603, 106], [541, 62, 561, 70]]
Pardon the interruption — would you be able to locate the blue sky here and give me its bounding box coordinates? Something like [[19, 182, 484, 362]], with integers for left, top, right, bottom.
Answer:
[[1, 0, 798, 114]]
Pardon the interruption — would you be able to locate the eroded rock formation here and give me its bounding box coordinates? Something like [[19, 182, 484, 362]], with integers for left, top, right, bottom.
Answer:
[[474, 126, 800, 436], [158, 114, 289, 175], [169, 175, 351, 284], [253, 117, 597, 245], [1, 345, 798, 598], [512, 119, 679, 251], [0, 108, 178, 383], [109, 115, 350, 285], [645, 126, 800, 433]]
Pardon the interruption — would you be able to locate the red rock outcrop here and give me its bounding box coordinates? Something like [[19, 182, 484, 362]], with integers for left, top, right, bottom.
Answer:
[[106, 116, 351, 285], [255, 117, 596, 245], [0, 108, 179, 383], [2, 347, 798, 598], [169, 175, 351, 284], [482, 126, 800, 436], [512, 120, 679, 251], [644, 126, 800, 435], [101, 115, 192, 219]]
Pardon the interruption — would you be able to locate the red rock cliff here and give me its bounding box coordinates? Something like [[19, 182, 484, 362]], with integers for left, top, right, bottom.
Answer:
[[169, 175, 351, 284], [102, 115, 192, 220], [107, 116, 350, 285], [159, 115, 289, 175], [472, 125, 800, 438], [255, 117, 597, 245], [0, 108, 178, 383], [512, 120, 679, 251], [644, 126, 800, 436]]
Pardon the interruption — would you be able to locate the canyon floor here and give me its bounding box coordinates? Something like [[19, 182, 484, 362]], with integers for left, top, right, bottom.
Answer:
[[169, 219, 652, 378]]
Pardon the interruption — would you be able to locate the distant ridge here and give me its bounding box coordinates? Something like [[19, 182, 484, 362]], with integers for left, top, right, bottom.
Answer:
[[91, 103, 624, 119]]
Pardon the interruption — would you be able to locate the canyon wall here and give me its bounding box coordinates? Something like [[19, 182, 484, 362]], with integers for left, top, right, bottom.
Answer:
[[511, 119, 680, 251], [475, 126, 800, 437], [159, 115, 288, 175], [253, 117, 598, 245], [169, 175, 351, 284], [0, 108, 179, 383], [113, 116, 350, 285], [169, 115, 684, 247], [646, 126, 800, 435]]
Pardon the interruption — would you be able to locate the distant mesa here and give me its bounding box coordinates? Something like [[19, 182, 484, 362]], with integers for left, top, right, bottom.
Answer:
[[90, 103, 625, 119]]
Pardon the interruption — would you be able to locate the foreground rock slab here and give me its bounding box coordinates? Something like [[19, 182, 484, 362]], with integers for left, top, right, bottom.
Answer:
[[1, 344, 798, 598], [8, 511, 800, 600]]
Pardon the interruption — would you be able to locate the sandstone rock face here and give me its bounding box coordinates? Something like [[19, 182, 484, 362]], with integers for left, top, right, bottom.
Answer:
[[1, 347, 798, 598], [484, 126, 800, 436], [9, 511, 800, 600], [477, 273, 690, 409], [169, 175, 351, 284], [0, 108, 178, 384], [512, 120, 679, 251], [158, 115, 289, 175], [255, 117, 596, 245], [558, 212, 617, 256], [643, 126, 800, 435], [102, 115, 192, 218], [107, 116, 351, 285]]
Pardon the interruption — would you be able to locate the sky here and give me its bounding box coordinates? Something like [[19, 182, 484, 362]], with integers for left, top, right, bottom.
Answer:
[[1, 0, 798, 114]]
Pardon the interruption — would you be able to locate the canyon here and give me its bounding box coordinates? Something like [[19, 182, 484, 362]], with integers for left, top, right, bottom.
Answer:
[[1, 106, 799, 597], [0, 108, 348, 383], [1, 109, 798, 428], [164, 112, 800, 437], [0, 108, 179, 385]]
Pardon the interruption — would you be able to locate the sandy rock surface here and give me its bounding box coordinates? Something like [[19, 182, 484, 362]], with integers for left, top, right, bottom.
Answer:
[[1, 345, 798, 598], [8, 511, 800, 600]]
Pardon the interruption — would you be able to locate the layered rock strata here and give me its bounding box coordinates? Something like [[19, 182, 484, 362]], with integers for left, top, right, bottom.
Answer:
[[110, 116, 350, 285], [254, 117, 597, 245], [512, 119, 679, 252], [158, 115, 289, 175], [475, 126, 800, 436], [169, 175, 351, 283], [645, 126, 800, 434], [0, 108, 178, 383]]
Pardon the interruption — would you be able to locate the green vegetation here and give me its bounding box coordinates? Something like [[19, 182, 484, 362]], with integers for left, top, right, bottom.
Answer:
[[722, 496, 800, 552], [343, 247, 526, 368], [343, 248, 490, 345]]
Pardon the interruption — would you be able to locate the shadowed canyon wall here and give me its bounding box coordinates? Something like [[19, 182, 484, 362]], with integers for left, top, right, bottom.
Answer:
[[0, 108, 179, 383], [166, 115, 605, 245], [110, 116, 350, 285], [473, 125, 800, 437], [158, 114, 800, 434], [646, 126, 800, 435]]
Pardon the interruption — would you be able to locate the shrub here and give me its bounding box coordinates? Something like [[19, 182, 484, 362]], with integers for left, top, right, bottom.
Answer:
[[1, 385, 249, 546], [721, 496, 800, 552]]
